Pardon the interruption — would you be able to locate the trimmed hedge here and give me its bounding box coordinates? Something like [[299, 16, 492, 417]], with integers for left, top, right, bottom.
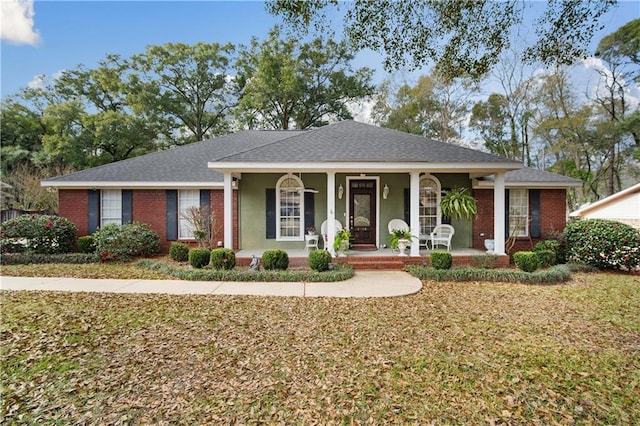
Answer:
[[137, 259, 355, 282], [430, 251, 452, 270], [210, 248, 236, 270], [535, 249, 556, 268], [93, 222, 161, 261], [0, 252, 100, 265], [565, 219, 640, 271], [77, 236, 96, 254], [169, 242, 190, 262], [189, 247, 210, 269], [471, 254, 499, 269], [0, 214, 77, 254], [406, 264, 571, 285], [308, 250, 332, 272], [262, 249, 289, 271], [513, 251, 541, 273]]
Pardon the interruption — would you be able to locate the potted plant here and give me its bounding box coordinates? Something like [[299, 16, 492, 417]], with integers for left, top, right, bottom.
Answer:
[[440, 187, 477, 221], [388, 228, 415, 256], [333, 228, 352, 256]]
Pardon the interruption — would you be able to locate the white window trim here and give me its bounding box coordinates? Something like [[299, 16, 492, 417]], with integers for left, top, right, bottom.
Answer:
[[178, 189, 200, 240], [509, 188, 529, 237], [276, 174, 305, 241], [101, 189, 122, 226], [419, 174, 441, 236]]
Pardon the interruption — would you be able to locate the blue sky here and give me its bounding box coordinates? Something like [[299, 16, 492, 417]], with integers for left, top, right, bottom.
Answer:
[[1, 0, 639, 99]]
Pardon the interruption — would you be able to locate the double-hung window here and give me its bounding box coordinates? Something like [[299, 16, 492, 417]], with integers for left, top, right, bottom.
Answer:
[[508, 189, 529, 237], [178, 190, 200, 239], [101, 189, 122, 226]]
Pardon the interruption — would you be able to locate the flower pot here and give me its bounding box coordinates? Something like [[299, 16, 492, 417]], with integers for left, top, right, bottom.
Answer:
[[484, 239, 495, 253], [337, 240, 349, 257], [397, 238, 409, 256]]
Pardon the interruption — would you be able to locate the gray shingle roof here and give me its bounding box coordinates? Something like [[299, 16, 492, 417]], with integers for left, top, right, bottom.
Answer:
[[504, 167, 582, 184]]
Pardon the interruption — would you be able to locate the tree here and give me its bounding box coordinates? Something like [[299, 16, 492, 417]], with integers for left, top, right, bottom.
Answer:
[[595, 18, 640, 82], [373, 72, 477, 144], [267, 0, 616, 80], [130, 42, 238, 143], [236, 27, 374, 130], [470, 94, 512, 157], [0, 97, 45, 173]]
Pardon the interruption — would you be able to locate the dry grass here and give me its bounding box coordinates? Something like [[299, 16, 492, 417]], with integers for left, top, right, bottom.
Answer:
[[2, 273, 639, 424]]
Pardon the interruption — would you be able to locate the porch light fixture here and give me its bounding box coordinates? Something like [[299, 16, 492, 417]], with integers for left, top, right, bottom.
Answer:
[[383, 184, 390, 199], [338, 184, 344, 199]]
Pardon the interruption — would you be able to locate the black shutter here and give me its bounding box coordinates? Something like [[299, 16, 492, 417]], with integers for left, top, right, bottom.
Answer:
[[87, 190, 100, 234], [166, 190, 178, 241], [122, 190, 133, 224], [304, 190, 315, 232], [266, 188, 276, 239], [441, 187, 451, 225], [529, 189, 541, 238], [403, 188, 410, 224], [200, 189, 211, 215], [505, 189, 510, 236]]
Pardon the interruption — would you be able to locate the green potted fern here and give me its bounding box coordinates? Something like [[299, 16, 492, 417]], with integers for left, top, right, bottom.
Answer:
[[440, 187, 477, 221]]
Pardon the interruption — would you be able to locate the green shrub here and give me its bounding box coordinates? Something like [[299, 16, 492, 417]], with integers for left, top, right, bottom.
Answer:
[[430, 251, 452, 270], [262, 249, 289, 271], [210, 248, 236, 270], [169, 242, 190, 262], [513, 251, 541, 272], [471, 254, 498, 269], [535, 249, 556, 268], [77, 236, 96, 254], [92, 222, 161, 261], [406, 265, 571, 285], [565, 219, 640, 271], [189, 247, 210, 269], [542, 230, 567, 264], [0, 214, 77, 254], [0, 252, 100, 265], [309, 249, 332, 272]]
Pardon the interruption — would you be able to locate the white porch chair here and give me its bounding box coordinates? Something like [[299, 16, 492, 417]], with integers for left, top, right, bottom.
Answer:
[[387, 218, 409, 234], [320, 219, 343, 250], [430, 224, 455, 251]]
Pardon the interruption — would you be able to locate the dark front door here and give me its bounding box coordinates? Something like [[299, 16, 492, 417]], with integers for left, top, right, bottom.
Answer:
[[349, 180, 376, 245]]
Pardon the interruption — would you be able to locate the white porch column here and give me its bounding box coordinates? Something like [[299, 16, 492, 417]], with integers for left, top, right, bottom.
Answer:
[[493, 172, 506, 255], [223, 172, 233, 249], [326, 172, 337, 256], [410, 171, 420, 257]]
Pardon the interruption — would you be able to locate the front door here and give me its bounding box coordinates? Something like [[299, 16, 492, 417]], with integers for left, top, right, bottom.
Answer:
[[349, 179, 376, 245]]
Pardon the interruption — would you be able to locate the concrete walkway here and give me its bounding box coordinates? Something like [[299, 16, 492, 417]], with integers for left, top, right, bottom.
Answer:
[[0, 271, 422, 298]]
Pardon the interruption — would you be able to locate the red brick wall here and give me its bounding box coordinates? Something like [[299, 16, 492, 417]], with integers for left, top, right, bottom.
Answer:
[[58, 188, 238, 252], [58, 190, 89, 236], [472, 188, 568, 253]]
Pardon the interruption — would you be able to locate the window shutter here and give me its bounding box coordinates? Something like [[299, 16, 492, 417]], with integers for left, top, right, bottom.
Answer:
[[88, 190, 100, 234], [122, 190, 133, 224], [504, 189, 510, 236], [304, 190, 315, 232], [529, 189, 541, 238], [166, 190, 178, 241], [266, 188, 276, 239], [441, 187, 451, 225], [403, 188, 410, 224], [200, 189, 211, 216]]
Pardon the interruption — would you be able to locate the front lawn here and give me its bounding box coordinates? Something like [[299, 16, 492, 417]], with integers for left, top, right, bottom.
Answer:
[[2, 273, 639, 424]]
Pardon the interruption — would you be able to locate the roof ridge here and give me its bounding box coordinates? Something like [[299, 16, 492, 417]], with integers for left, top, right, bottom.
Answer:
[[214, 129, 308, 161]]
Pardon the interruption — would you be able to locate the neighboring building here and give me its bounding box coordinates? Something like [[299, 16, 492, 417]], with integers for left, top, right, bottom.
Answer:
[[570, 183, 640, 229], [42, 120, 581, 255]]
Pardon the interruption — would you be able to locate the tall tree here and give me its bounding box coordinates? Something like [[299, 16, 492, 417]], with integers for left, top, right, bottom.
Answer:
[[267, 0, 616, 80], [236, 27, 374, 130], [595, 18, 640, 83], [373, 72, 477, 144], [130, 42, 238, 143]]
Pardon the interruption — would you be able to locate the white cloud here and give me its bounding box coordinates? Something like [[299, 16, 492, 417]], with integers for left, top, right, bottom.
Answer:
[[1, 0, 41, 45], [26, 74, 44, 89]]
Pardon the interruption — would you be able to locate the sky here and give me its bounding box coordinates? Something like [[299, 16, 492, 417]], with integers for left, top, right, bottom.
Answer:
[[1, 0, 639, 101]]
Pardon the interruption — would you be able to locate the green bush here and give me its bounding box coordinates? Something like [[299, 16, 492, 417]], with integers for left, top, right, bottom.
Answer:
[[210, 248, 236, 270], [430, 251, 452, 270], [406, 265, 571, 285], [92, 222, 161, 261], [535, 249, 556, 268], [169, 242, 190, 262], [262, 249, 289, 271], [0, 214, 77, 254], [189, 247, 210, 269], [565, 219, 640, 271], [471, 254, 498, 269], [309, 250, 332, 272], [77, 236, 96, 254], [513, 251, 541, 272], [0, 252, 100, 265], [542, 230, 567, 264]]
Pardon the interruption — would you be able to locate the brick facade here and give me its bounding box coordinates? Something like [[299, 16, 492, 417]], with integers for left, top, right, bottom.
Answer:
[[59, 188, 238, 252], [472, 188, 568, 253]]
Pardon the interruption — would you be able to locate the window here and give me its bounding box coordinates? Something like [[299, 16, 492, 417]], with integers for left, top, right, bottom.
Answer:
[[276, 174, 304, 240], [509, 189, 529, 237], [178, 190, 200, 239], [419, 175, 441, 237], [101, 189, 122, 226]]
